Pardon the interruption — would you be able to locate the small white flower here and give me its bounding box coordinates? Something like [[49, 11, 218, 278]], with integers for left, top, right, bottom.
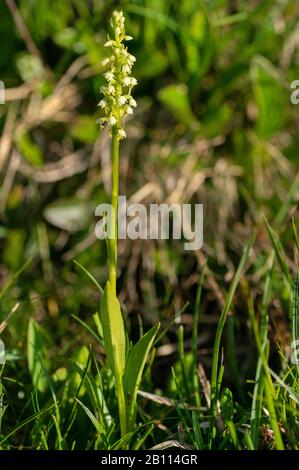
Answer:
[[119, 96, 126, 105], [124, 77, 137, 87], [129, 97, 137, 107], [127, 107, 133, 115], [109, 116, 117, 126], [125, 35, 133, 41], [122, 64, 131, 74], [101, 58, 110, 66], [107, 84, 115, 94], [96, 117, 106, 127], [104, 40, 114, 47], [98, 99, 107, 108], [104, 71, 114, 82], [118, 129, 126, 139], [128, 54, 136, 63]]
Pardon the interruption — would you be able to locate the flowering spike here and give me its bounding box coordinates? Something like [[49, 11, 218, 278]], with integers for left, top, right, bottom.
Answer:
[[98, 10, 137, 140]]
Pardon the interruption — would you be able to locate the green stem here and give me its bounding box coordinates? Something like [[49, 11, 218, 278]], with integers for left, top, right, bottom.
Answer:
[[108, 129, 128, 438], [116, 375, 127, 438], [109, 129, 119, 294]]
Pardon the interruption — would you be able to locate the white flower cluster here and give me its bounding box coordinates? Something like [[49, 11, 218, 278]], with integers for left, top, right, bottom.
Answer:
[[98, 10, 137, 140]]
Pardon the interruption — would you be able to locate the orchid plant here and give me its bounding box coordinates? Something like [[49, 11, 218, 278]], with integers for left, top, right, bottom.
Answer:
[[96, 10, 159, 440]]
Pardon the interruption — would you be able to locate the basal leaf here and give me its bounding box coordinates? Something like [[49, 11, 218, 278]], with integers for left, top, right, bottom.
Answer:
[[100, 282, 126, 380], [123, 323, 160, 400]]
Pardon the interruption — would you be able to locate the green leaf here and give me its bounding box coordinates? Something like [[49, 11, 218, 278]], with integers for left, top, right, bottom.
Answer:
[[192, 411, 204, 450], [16, 132, 43, 166], [27, 318, 50, 393], [53, 27, 77, 49], [74, 397, 101, 432], [123, 322, 159, 431], [132, 424, 155, 450], [220, 388, 234, 422], [251, 55, 286, 139], [3, 229, 26, 270], [135, 49, 168, 79], [157, 84, 198, 127], [43, 198, 93, 232], [70, 115, 98, 143], [73, 260, 104, 294], [69, 345, 90, 396], [123, 323, 160, 400], [16, 54, 44, 83], [100, 282, 126, 380]]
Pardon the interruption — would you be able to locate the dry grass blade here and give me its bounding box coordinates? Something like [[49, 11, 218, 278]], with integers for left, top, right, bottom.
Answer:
[[150, 440, 187, 450], [18, 150, 89, 183], [0, 303, 20, 334], [137, 390, 204, 411]]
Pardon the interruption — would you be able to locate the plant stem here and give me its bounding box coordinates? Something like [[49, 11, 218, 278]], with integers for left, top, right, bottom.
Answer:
[[109, 129, 119, 294], [108, 129, 128, 438], [116, 375, 127, 437]]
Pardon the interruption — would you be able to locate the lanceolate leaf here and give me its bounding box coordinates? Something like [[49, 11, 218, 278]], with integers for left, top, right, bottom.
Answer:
[[100, 281, 126, 380], [123, 323, 160, 402], [27, 318, 50, 393]]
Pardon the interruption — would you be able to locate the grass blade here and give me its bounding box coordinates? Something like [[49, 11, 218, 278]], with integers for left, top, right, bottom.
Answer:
[[208, 233, 255, 448], [124, 323, 160, 431]]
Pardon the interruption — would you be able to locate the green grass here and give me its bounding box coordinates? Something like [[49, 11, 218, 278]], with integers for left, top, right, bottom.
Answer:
[[0, 222, 298, 449]]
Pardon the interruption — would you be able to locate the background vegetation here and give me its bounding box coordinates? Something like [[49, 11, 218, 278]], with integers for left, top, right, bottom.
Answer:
[[0, 0, 298, 450]]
